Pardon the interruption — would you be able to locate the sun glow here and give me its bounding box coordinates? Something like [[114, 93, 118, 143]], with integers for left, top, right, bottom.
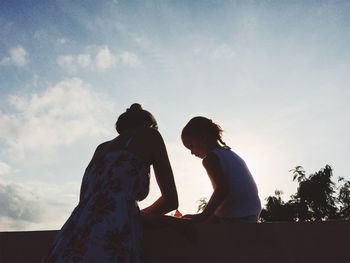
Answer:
[[225, 133, 275, 201], [139, 143, 213, 214]]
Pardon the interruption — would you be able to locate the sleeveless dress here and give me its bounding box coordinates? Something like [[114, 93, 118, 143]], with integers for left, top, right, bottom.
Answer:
[[42, 139, 150, 263]]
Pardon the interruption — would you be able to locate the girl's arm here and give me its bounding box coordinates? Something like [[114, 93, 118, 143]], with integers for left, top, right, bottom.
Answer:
[[141, 130, 179, 215], [184, 152, 229, 222]]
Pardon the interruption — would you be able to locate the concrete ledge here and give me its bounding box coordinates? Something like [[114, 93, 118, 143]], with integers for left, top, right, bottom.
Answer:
[[1, 221, 350, 263]]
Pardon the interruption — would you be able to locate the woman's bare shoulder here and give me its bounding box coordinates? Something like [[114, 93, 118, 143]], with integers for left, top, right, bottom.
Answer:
[[94, 140, 114, 155], [97, 140, 113, 149]]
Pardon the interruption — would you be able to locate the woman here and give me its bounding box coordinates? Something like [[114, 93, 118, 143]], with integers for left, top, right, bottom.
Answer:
[[43, 103, 178, 262]]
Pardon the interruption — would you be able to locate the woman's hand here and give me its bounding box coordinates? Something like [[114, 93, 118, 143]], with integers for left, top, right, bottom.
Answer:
[[182, 213, 208, 223]]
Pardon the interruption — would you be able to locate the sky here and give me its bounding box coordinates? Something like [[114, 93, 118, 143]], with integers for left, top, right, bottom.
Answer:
[[0, 0, 349, 231]]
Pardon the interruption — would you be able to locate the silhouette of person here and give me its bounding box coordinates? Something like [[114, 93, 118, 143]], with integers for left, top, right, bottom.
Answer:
[[181, 116, 261, 223], [42, 103, 178, 262]]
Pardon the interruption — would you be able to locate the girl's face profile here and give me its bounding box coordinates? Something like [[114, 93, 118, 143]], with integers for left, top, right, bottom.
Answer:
[[183, 136, 207, 159]]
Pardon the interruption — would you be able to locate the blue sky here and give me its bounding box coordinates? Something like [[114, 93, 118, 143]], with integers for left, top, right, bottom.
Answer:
[[1, 0, 349, 230]]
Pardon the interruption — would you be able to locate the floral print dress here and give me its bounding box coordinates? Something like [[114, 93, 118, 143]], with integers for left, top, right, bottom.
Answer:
[[43, 144, 150, 263]]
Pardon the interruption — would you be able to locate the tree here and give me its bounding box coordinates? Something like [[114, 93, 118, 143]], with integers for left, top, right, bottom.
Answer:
[[337, 177, 350, 220], [293, 165, 337, 221], [259, 190, 296, 222], [260, 165, 350, 222]]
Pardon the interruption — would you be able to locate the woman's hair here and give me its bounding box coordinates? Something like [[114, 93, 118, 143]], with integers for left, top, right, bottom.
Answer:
[[115, 103, 158, 134], [181, 116, 230, 149]]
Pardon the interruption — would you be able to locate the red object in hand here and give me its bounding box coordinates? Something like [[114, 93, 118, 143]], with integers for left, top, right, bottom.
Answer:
[[174, 209, 183, 218]]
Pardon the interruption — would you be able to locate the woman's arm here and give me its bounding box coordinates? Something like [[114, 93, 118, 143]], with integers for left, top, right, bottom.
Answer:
[[142, 130, 178, 215], [141, 212, 198, 243], [183, 152, 228, 222]]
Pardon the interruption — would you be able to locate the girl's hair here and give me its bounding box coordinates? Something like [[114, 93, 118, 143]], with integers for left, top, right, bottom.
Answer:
[[115, 103, 158, 134], [181, 116, 230, 149]]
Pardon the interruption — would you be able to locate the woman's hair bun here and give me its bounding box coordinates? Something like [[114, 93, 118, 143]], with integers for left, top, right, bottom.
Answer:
[[115, 103, 158, 134], [127, 103, 143, 112]]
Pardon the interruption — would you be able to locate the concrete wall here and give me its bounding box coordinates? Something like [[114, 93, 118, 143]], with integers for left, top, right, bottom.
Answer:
[[1, 221, 349, 263]]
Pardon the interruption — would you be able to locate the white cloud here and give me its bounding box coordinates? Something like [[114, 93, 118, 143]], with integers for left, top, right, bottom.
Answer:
[[0, 183, 42, 229], [134, 36, 151, 49], [0, 78, 114, 159], [77, 54, 91, 67], [57, 46, 141, 72], [57, 54, 92, 73], [0, 57, 11, 65], [57, 55, 75, 71], [95, 46, 116, 69], [0, 162, 11, 175], [0, 181, 79, 231], [57, 37, 69, 45], [212, 44, 236, 59], [0, 45, 28, 66], [9, 46, 28, 66], [119, 51, 142, 67]]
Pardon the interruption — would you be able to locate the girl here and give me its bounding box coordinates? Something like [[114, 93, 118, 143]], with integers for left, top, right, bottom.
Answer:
[[181, 116, 261, 223]]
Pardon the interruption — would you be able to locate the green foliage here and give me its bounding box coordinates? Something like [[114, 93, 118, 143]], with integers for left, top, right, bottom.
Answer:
[[196, 197, 208, 213], [260, 165, 350, 222], [259, 190, 297, 222], [337, 177, 350, 220], [290, 166, 306, 182]]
